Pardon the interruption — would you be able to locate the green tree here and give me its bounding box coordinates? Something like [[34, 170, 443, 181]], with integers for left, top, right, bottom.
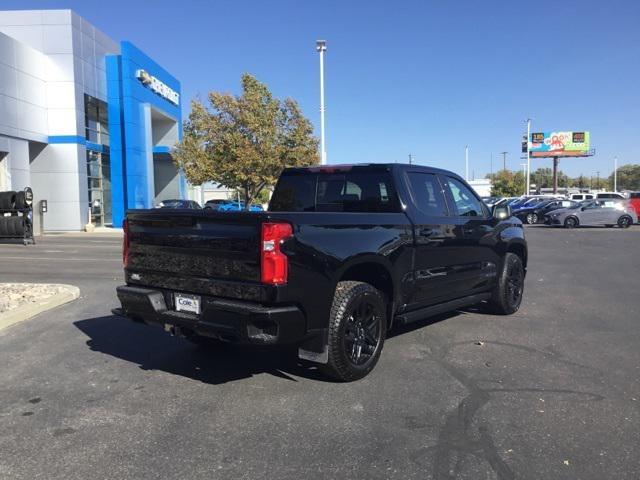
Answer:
[[173, 74, 319, 209], [608, 164, 640, 191], [490, 169, 525, 197]]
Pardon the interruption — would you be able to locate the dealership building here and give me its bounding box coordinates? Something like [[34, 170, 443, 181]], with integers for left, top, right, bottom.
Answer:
[[0, 9, 183, 230]]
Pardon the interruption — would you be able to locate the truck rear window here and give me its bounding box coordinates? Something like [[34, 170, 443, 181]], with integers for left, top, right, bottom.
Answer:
[[270, 171, 400, 213]]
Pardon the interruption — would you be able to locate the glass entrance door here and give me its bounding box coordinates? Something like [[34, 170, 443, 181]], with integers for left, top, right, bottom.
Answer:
[[86, 151, 112, 227]]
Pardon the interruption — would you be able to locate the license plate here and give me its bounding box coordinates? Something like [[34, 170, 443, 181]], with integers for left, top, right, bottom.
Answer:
[[174, 293, 201, 314]]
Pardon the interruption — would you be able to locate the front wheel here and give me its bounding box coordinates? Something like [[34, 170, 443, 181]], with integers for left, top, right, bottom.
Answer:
[[618, 216, 632, 228], [488, 253, 524, 315], [525, 213, 538, 224], [564, 216, 578, 229], [321, 281, 387, 382]]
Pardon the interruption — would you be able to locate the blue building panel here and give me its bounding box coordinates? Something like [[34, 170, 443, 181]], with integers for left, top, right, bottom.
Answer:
[[106, 41, 182, 226]]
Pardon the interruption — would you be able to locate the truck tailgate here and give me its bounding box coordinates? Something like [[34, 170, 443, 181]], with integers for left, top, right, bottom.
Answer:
[[125, 210, 264, 298]]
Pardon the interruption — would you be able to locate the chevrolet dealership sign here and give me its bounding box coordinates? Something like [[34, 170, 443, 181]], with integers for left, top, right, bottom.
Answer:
[[136, 69, 179, 106]]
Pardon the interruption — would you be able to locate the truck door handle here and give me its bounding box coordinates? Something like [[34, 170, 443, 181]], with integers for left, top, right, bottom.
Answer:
[[419, 227, 437, 237]]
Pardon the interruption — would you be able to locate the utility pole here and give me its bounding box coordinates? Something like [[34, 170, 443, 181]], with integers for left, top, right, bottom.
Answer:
[[490, 152, 493, 178], [614, 156, 618, 192], [465, 145, 469, 181], [500, 151, 508, 171], [597, 171, 600, 191], [408, 154, 413, 165], [316, 40, 327, 165], [525, 118, 531, 195]]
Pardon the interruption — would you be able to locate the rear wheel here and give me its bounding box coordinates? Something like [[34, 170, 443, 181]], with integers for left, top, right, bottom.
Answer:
[[618, 216, 632, 228], [488, 253, 524, 315], [321, 281, 386, 382], [564, 216, 578, 229], [525, 213, 537, 224]]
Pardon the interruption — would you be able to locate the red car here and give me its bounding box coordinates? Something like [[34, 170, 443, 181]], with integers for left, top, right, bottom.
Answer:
[[629, 192, 640, 218]]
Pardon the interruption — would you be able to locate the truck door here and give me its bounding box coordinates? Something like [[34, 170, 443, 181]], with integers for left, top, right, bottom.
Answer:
[[438, 174, 500, 297], [404, 171, 458, 307]]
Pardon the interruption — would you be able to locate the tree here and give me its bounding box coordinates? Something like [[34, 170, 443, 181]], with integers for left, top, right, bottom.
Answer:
[[173, 74, 319, 209], [490, 169, 525, 197], [608, 164, 640, 191]]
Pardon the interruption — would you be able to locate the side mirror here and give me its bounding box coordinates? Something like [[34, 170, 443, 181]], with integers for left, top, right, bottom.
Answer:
[[493, 204, 511, 220]]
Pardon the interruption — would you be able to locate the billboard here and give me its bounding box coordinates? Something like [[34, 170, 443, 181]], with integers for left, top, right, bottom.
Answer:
[[529, 131, 590, 157]]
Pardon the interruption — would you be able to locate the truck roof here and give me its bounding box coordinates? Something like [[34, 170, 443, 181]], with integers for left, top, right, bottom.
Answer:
[[283, 163, 461, 178]]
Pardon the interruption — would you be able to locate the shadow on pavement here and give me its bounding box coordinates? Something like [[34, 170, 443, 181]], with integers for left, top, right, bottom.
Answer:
[[74, 315, 330, 385]]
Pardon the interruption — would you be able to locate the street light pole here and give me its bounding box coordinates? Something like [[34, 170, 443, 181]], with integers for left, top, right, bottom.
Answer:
[[316, 40, 327, 165], [521, 163, 527, 195], [525, 118, 531, 195], [614, 156, 618, 192], [465, 145, 469, 181], [500, 151, 508, 171]]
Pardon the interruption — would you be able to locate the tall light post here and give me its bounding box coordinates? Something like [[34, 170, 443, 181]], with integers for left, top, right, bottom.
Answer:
[[524, 120, 531, 192], [500, 151, 508, 171], [520, 163, 527, 195], [316, 40, 327, 165], [465, 145, 469, 181], [614, 156, 618, 192]]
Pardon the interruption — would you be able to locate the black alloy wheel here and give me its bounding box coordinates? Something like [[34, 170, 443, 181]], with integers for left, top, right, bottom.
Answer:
[[323, 281, 387, 381], [488, 252, 525, 315], [618, 216, 632, 229], [564, 217, 578, 229], [343, 297, 382, 366]]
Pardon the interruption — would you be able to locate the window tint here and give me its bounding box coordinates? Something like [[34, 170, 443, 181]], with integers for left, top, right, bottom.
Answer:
[[630, 193, 640, 199], [269, 171, 400, 213], [269, 175, 316, 211], [406, 172, 448, 216], [444, 177, 486, 217]]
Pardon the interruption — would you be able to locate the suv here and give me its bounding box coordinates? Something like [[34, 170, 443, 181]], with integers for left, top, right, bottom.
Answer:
[[596, 192, 626, 200], [570, 193, 594, 201], [114, 164, 527, 381]]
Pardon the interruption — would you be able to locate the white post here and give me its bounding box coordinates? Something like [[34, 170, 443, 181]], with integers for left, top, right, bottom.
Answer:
[[465, 145, 469, 181], [614, 156, 618, 192], [526, 118, 531, 195], [521, 163, 527, 195], [316, 40, 327, 165]]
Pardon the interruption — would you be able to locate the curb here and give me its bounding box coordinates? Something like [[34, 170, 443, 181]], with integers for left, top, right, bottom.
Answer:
[[0, 285, 81, 332]]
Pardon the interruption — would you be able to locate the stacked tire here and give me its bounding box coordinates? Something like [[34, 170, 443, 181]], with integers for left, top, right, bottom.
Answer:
[[0, 216, 25, 237], [0, 191, 16, 211]]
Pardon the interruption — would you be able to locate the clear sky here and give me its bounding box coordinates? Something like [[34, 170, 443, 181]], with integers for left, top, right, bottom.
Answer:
[[3, 0, 640, 178]]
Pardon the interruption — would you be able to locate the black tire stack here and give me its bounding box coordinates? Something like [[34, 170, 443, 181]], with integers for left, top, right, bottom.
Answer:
[[0, 187, 34, 245]]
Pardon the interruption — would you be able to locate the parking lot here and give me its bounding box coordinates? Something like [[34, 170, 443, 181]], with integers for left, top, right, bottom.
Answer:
[[0, 226, 639, 479]]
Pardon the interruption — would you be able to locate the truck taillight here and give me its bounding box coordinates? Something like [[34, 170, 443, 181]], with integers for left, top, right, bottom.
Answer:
[[261, 222, 292, 285], [123, 218, 130, 267]]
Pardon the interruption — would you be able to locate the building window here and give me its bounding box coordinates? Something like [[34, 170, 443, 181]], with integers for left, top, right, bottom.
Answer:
[[86, 151, 112, 227], [84, 94, 110, 146]]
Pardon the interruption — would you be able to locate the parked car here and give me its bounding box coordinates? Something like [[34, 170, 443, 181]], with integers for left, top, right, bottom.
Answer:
[[570, 193, 594, 201], [218, 201, 263, 212], [482, 196, 503, 208], [203, 199, 231, 211], [156, 199, 201, 209], [514, 199, 578, 224], [628, 192, 640, 217], [595, 192, 626, 200], [114, 163, 527, 381], [544, 199, 637, 228]]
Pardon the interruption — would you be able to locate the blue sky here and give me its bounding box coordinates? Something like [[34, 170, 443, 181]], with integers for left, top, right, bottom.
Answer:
[[3, 0, 640, 178]]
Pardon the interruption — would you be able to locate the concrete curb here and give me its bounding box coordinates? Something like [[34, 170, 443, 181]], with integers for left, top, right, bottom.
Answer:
[[0, 285, 80, 332]]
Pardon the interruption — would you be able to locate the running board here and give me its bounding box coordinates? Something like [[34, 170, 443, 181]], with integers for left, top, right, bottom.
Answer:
[[394, 292, 492, 325]]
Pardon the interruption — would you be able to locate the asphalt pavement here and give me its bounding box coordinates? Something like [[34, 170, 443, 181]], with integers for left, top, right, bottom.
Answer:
[[0, 227, 639, 479]]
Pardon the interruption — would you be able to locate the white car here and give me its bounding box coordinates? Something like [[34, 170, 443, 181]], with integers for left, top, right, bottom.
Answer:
[[570, 193, 595, 201], [596, 192, 626, 200]]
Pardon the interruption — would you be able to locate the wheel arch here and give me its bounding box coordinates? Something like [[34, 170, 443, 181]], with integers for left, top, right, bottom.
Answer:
[[336, 257, 396, 329], [506, 239, 528, 270]]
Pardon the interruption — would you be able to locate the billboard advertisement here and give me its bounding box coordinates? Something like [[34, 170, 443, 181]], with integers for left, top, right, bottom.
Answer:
[[529, 131, 590, 157]]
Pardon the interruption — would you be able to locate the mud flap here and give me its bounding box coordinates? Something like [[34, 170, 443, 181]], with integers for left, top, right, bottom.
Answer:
[[298, 328, 328, 364]]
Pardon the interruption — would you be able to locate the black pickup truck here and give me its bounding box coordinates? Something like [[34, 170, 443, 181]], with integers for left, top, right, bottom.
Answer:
[[114, 164, 526, 381]]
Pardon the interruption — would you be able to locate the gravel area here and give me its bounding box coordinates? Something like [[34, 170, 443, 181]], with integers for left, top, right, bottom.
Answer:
[[0, 283, 77, 314]]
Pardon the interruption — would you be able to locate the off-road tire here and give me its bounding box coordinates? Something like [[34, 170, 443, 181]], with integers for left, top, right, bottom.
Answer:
[[321, 281, 387, 382], [487, 253, 524, 315]]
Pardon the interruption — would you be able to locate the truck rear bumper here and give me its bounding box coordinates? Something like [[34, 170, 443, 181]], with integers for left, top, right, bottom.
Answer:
[[113, 285, 307, 345]]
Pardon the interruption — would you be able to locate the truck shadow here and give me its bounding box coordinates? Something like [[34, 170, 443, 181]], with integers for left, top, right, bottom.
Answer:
[[73, 315, 330, 384]]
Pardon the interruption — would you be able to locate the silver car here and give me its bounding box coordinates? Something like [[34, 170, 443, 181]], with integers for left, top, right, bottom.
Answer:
[[544, 199, 637, 228]]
